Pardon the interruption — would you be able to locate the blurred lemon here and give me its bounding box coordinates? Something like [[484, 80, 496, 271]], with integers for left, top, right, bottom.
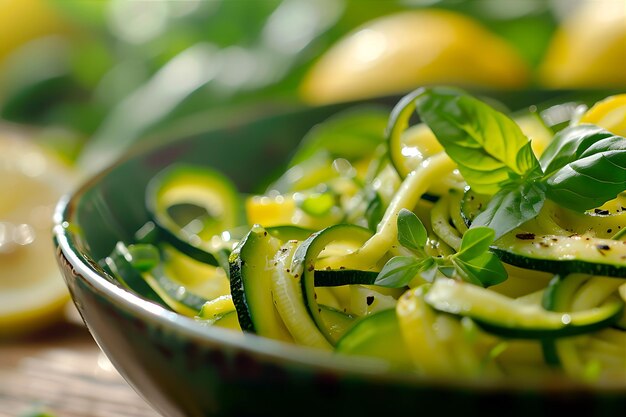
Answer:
[[538, 0, 626, 88], [299, 9, 530, 105], [0, 0, 76, 65], [579, 94, 626, 136], [0, 132, 78, 338]]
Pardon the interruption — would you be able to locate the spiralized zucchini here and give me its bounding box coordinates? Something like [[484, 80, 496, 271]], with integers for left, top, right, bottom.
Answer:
[[103, 89, 626, 385]]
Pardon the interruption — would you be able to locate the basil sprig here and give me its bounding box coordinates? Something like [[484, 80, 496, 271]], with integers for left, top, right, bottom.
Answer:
[[375, 209, 507, 288], [414, 87, 541, 195], [405, 87, 626, 239]]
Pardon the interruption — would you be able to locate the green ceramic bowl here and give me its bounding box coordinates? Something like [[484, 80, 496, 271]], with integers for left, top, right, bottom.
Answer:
[[53, 92, 625, 417]]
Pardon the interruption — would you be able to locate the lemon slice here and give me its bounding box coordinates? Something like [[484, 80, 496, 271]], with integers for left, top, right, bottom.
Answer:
[[0, 132, 77, 338], [299, 9, 530, 105], [538, 0, 626, 88], [579, 94, 626, 136]]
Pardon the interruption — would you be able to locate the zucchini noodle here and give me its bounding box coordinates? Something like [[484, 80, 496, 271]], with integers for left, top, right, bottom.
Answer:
[[340, 152, 456, 269], [104, 89, 626, 386], [271, 241, 332, 350]]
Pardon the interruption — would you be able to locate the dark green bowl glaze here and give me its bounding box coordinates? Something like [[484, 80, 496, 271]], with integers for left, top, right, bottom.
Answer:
[[53, 92, 626, 417]]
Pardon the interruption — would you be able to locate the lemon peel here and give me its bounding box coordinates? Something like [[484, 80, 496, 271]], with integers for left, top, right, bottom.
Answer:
[[0, 133, 78, 338], [0, 0, 75, 65], [299, 9, 530, 105], [538, 0, 626, 88], [579, 94, 626, 137]]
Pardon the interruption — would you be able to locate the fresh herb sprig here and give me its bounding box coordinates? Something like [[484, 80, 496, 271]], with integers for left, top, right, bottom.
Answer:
[[406, 87, 626, 239], [375, 209, 507, 288]]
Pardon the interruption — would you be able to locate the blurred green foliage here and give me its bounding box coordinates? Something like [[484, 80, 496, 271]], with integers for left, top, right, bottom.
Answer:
[[0, 0, 559, 166]]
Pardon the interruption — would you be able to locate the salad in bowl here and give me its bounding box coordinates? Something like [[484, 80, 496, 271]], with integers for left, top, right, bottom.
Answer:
[[54, 87, 626, 416]]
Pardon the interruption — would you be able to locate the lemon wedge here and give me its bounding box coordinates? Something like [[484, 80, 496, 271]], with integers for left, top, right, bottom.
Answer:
[[299, 9, 530, 105], [538, 0, 626, 88], [0, 132, 77, 338], [579, 94, 626, 136]]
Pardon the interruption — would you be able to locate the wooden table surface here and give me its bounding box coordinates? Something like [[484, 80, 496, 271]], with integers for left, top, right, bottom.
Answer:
[[0, 306, 159, 417]]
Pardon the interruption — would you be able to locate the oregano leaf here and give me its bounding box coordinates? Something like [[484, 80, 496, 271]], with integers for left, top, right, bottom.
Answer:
[[455, 226, 495, 261], [397, 208, 428, 251], [453, 252, 507, 287], [375, 256, 425, 288]]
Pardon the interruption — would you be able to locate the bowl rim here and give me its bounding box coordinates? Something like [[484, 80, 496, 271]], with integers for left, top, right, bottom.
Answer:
[[52, 106, 626, 397]]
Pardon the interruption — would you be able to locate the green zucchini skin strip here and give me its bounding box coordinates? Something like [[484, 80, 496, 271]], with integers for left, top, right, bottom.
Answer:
[[292, 224, 374, 344], [492, 233, 626, 278], [142, 264, 208, 314], [228, 226, 275, 333], [386, 88, 424, 179], [155, 233, 221, 266], [108, 241, 211, 316], [540, 274, 590, 367], [265, 225, 315, 241], [474, 306, 622, 339], [103, 242, 167, 306], [541, 274, 626, 371], [425, 278, 623, 339], [228, 226, 291, 341], [145, 163, 243, 266], [313, 269, 378, 287]]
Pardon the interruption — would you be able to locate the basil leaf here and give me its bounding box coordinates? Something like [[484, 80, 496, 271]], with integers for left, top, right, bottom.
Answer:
[[543, 145, 626, 211], [540, 124, 626, 212], [375, 256, 429, 288], [453, 252, 507, 287], [471, 181, 546, 239], [455, 226, 495, 261], [397, 208, 428, 251], [540, 124, 614, 175], [414, 87, 540, 195]]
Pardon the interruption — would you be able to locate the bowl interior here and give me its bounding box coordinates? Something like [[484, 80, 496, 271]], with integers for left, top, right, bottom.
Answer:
[[70, 102, 353, 261]]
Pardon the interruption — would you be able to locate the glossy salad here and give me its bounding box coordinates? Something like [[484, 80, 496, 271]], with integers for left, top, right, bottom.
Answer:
[[102, 87, 626, 384]]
